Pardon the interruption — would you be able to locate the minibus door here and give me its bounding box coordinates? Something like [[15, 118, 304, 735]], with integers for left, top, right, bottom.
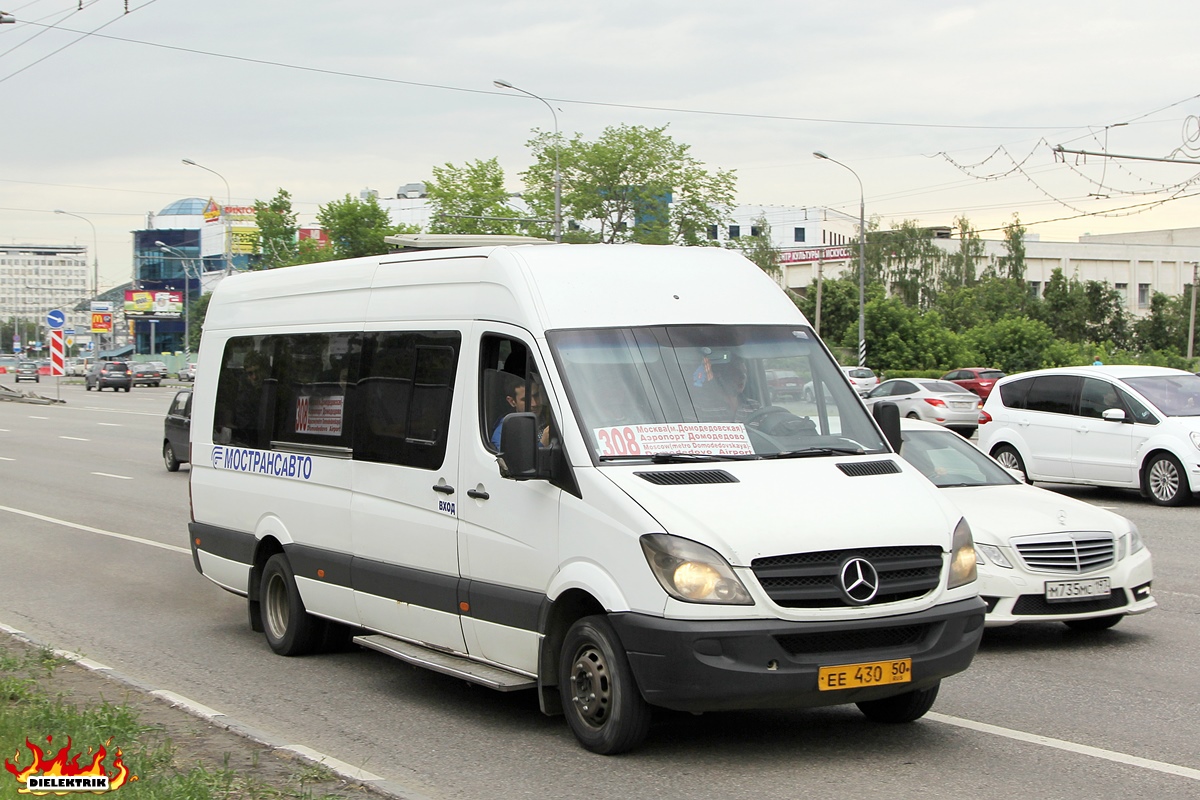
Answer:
[[349, 329, 468, 654], [455, 327, 562, 675]]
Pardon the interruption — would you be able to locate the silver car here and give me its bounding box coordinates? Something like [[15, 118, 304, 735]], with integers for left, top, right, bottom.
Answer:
[[864, 378, 981, 437]]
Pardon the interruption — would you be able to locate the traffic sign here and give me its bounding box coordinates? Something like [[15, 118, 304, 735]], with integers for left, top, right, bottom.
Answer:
[[47, 309, 65, 329], [50, 330, 65, 376]]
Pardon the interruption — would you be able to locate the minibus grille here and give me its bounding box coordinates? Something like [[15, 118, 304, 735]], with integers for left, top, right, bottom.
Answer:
[[1012, 533, 1114, 573], [775, 624, 931, 655], [750, 546, 943, 608]]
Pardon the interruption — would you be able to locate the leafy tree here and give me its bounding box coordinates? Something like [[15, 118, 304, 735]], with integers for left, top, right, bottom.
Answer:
[[936, 276, 1035, 334], [520, 124, 736, 245], [317, 194, 412, 260], [963, 316, 1056, 373], [995, 214, 1027, 281], [426, 158, 525, 236], [794, 276, 860, 342], [940, 216, 985, 290], [1134, 290, 1193, 353], [729, 215, 781, 274], [254, 189, 299, 270], [187, 291, 213, 354], [865, 220, 944, 308], [1038, 268, 1088, 342], [863, 297, 965, 371]]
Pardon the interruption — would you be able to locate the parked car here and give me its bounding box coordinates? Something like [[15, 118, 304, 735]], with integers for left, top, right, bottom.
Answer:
[[942, 368, 1006, 399], [899, 417, 1155, 630], [978, 365, 1200, 506], [69, 357, 94, 376], [14, 361, 40, 383], [178, 362, 197, 382], [85, 360, 132, 392], [131, 363, 164, 387], [0, 355, 18, 374], [765, 368, 804, 400], [163, 389, 192, 471], [841, 366, 879, 397], [864, 378, 982, 437]]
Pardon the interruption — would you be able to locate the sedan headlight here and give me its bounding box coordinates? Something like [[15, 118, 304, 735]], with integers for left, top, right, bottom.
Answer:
[[974, 542, 1012, 569], [947, 517, 978, 589], [1191, 431, 1200, 451], [1119, 524, 1145, 559], [640, 534, 753, 605]]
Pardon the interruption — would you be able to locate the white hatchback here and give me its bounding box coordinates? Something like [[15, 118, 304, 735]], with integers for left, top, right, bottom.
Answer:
[[900, 418, 1155, 629], [978, 366, 1200, 506], [841, 366, 878, 396]]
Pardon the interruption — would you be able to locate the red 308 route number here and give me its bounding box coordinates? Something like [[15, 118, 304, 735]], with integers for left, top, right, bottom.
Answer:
[[596, 426, 641, 457]]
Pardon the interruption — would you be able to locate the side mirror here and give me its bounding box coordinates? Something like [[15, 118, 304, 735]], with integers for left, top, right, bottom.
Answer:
[[498, 412, 539, 479], [872, 402, 902, 452], [1101, 408, 1127, 424]]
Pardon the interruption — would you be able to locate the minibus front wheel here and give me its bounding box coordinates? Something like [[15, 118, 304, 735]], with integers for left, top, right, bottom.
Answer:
[[559, 616, 650, 754], [261, 553, 325, 656]]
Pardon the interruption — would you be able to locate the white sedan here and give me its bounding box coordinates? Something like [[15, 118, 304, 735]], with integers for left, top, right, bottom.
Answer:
[[898, 418, 1156, 630]]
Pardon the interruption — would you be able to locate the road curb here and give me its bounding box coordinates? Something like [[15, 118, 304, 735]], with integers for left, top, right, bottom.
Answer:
[[0, 622, 431, 800]]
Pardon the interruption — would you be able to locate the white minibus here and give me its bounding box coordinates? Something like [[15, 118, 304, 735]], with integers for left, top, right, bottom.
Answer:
[[188, 240, 984, 753]]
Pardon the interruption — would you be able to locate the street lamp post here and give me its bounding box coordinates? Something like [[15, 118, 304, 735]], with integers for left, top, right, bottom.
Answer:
[[494, 79, 561, 243], [813, 151, 867, 367], [156, 242, 195, 359], [183, 158, 234, 274], [54, 209, 99, 301]]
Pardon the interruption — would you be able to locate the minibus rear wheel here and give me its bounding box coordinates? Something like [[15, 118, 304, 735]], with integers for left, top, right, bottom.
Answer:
[[261, 553, 325, 656], [559, 616, 650, 754]]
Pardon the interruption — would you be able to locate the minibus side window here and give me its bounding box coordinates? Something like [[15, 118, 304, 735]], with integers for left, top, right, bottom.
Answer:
[[479, 335, 555, 453], [213, 335, 275, 448], [271, 332, 361, 450], [354, 331, 461, 470]]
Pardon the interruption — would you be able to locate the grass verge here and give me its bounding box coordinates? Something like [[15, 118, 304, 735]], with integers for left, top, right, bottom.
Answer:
[[1, 637, 373, 799]]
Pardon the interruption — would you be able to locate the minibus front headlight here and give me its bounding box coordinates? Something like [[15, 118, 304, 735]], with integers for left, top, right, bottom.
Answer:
[[640, 534, 753, 605], [947, 517, 978, 589]]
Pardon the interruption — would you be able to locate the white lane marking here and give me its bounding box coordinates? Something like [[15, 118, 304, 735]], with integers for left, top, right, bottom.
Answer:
[[97, 422, 122, 427], [91, 472, 133, 480], [0, 457, 14, 461], [1158, 590, 1200, 600], [60, 436, 90, 441], [928, 712, 1200, 781], [0, 504, 189, 555], [0, 428, 9, 432], [28, 416, 48, 420]]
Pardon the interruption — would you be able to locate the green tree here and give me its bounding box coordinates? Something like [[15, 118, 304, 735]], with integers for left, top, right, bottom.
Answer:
[[940, 216, 985, 290], [863, 297, 965, 371], [729, 215, 781, 274], [995, 214, 1026, 281], [426, 158, 525, 235], [317, 194, 410, 260], [254, 188, 298, 270], [1133, 290, 1193, 353], [793, 276, 861, 342], [963, 316, 1056, 373], [865, 220, 944, 308], [520, 124, 736, 245]]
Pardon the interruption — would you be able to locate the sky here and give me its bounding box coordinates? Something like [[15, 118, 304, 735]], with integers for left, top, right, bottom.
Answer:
[[2, 0, 1199, 291]]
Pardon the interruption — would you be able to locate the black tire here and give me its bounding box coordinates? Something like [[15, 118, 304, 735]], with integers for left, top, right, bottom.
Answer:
[[991, 443, 1030, 484], [1064, 614, 1122, 632], [906, 411, 920, 419], [1143, 452, 1189, 506], [856, 681, 940, 723], [559, 615, 651, 754], [261, 553, 326, 656], [163, 441, 180, 472]]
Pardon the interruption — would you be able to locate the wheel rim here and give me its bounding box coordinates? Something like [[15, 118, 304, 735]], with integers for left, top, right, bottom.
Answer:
[[1148, 459, 1179, 502], [264, 572, 290, 640], [995, 450, 1020, 471], [569, 644, 612, 729], [163, 444, 174, 468]]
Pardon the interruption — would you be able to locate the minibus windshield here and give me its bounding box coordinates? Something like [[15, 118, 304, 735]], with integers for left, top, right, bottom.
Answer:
[[548, 325, 888, 462]]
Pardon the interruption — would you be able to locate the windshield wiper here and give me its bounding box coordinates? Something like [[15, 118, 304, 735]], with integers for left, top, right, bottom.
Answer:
[[598, 452, 759, 463], [770, 446, 865, 459]]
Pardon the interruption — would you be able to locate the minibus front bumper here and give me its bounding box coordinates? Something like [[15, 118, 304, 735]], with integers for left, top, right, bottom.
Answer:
[[608, 596, 986, 713]]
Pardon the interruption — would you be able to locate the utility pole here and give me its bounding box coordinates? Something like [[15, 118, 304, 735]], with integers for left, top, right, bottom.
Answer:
[[1189, 262, 1198, 361]]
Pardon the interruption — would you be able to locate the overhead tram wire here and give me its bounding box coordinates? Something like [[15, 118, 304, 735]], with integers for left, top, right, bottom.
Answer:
[[8, 21, 1089, 133]]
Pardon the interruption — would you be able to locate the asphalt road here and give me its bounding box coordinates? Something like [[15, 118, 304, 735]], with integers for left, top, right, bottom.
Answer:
[[1, 377, 1198, 800]]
